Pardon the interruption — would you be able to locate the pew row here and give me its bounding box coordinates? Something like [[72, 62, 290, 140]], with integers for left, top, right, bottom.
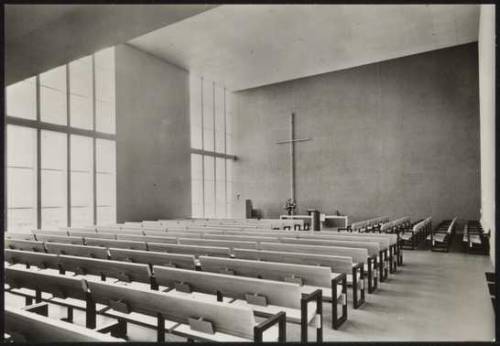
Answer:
[[5, 267, 285, 342], [199, 255, 348, 329]]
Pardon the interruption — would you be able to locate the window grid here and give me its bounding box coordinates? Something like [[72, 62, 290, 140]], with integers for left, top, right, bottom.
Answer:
[[190, 76, 236, 218], [6, 48, 116, 231]]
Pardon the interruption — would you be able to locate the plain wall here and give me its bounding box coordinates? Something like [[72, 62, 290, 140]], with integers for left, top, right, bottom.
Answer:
[[478, 5, 496, 267], [232, 43, 480, 223], [115, 44, 191, 222]]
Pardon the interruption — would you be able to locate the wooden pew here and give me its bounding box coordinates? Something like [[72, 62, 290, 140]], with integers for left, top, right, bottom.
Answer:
[[5, 307, 124, 342], [400, 217, 432, 250], [34, 234, 84, 245], [5, 232, 36, 241], [5, 239, 46, 252], [199, 255, 348, 329], [153, 266, 320, 342], [6, 266, 283, 342], [233, 248, 365, 309], [85, 276, 285, 342], [428, 217, 456, 252], [58, 255, 153, 288], [69, 231, 116, 239], [116, 234, 178, 244], [278, 238, 379, 292], [85, 238, 148, 251], [147, 243, 232, 259], [5, 249, 61, 272], [178, 238, 259, 250], [109, 248, 197, 270], [5, 267, 97, 328], [202, 234, 280, 243], [45, 242, 109, 259]]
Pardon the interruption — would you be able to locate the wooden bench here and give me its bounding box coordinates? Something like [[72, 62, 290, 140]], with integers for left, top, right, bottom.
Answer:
[[233, 248, 365, 309], [86, 275, 285, 342], [6, 267, 284, 342], [34, 233, 84, 245], [5, 232, 36, 241], [199, 255, 347, 329], [427, 217, 456, 252], [147, 243, 232, 260], [400, 217, 432, 250], [45, 242, 110, 259], [278, 237, 379, 292], [116, 234, 178, 244], [5, 239, 46, 252], [109, 248, 197, 270], [178, 238, 259, 250], [5, 306, 124, 342], [5, 249, 61, 272], [153, 265, 319, 342], [85, 238, 148, 251]]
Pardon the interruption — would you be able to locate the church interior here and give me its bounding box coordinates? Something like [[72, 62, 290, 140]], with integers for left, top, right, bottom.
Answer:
[[3, 4, 496, 343]]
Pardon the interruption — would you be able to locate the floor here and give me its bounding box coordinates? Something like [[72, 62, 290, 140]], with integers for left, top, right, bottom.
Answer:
[[5, 249, 495, 342]]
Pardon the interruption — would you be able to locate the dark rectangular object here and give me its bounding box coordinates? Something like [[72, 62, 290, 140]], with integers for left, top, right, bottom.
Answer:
[[188, 317, 215, 334], [245, 293, 268, 306], [284, 275, 303, 285], [175, 281, 192, 293]]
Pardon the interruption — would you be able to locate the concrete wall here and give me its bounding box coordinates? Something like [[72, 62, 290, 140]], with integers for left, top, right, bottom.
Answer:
[[115, 44, 191, 222], [478, 5, 496, 267], [232, 43, 480, 223]]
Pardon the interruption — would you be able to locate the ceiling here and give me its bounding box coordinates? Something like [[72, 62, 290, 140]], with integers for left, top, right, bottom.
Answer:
[[5, 5, 86, 44], [129, 4, 480, 91], [5, 4, 217, 86]]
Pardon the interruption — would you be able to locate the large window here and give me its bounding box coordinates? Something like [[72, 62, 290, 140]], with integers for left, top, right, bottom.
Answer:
[[190, 75, 235, 218], [6, 47, 117, 232]]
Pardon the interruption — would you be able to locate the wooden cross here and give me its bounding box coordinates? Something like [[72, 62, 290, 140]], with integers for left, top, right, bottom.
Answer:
[[276, 112, 312, 212]]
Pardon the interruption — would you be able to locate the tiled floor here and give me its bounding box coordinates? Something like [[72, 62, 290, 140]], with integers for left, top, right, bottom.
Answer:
[[5, 250, 495, 342]]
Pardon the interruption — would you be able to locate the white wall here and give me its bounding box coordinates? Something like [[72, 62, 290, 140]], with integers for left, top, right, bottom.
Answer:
[[478, 5, 496, 267]]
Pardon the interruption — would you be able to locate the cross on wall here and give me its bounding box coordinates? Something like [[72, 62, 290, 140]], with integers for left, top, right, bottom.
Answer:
[[276, 112, 312, 213]]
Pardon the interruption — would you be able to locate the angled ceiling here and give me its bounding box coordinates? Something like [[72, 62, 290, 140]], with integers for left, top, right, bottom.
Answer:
[[129, 4, 480, 91], [5, 4, 217, 86]]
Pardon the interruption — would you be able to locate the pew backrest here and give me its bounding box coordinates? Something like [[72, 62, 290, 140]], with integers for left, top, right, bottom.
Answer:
[[6, 267, 87, 300], [179, 238, 258, 250], [154, 265, 301, 308], [279, 237, 380, 257], [109, 248, 196, 270], [260, 242, 367, 263], [85, 238, 148, 251], [5, 239, 45, 252], [45, 242, 109, 259], [34, 234, 84, 245], [85, 279, 256, 339], [147, 242, 232, 257], [199, 256, 331, 287], [233, 248, 353, 273], [59, 255, 152, 284], [5, 307, 124, 342], [5, 233, 36, 241], [5, 249, 60, 270]]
